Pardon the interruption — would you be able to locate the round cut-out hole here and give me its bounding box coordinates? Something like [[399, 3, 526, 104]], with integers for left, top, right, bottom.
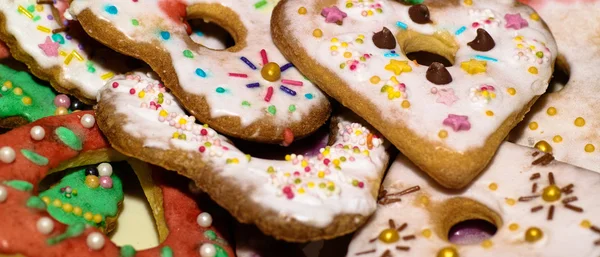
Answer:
[[547, 59, 570, 93], [406, 51, 453, 67], [448, 219, 497, 245], [187, 19, 235, 50]]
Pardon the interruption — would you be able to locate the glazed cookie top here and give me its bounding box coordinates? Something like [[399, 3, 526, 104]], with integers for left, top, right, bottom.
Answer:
[[274, 0, 557, 152], [96, 71, 389, 240], [511, 0, 600, 172], [0, 0, 124, 102], [69, 0, 330, 142], [347, 143, 600, 257]]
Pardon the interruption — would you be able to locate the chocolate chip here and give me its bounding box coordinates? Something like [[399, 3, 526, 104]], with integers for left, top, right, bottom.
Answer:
[[426, 62, 452, 85], [408, 4, 431, 24], [467, 28, 496, 52], [372, 27, 396, 49]]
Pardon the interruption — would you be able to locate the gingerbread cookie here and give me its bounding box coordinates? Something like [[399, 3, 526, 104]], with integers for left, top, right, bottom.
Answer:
[[0, 0, 130, 104], [69, 0, 331, 143], [347, 142, 600, 257], [510, 0, 600, 172], [271, 0, 557, 188], [94, 71, 389, 241]]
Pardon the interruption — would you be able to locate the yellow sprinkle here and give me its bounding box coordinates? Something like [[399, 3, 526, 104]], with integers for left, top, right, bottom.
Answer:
[[574, 117, 586, 127], [298, 188, 305, 194], [284, 172, 290, 177], [355, 130, 363, 136], [528, 122, 538, 130], [530, 13, 540, 21], [52, 199, 62, 208], [486, 110, 494, 116], [285, 155, 291, 161], [93, 214, 103, 223], [401, 100, 411, 109], [172, 132, 179, 139], [72, 51, 84, 61], [553, 135, 563, 143], [64, 53, 74, 65], [333, 159, 341, 166], [488, 183, 498, 191], [528, 66, 538, 74], [62, 203, 73, 213], [301, 160, 308, 167], [505, 198, 516, 206], [507, 87, 516, 96], [514, 36, 524, 41], [59, 50, 68, 57], [307, 182, 315, 188], [36, 25, 52, 33], [83, 212, 93, 221], [318, 171, 325, 178], [159, 110, 168, 117], [546, 107, 557, 116], [422, 229, 432, 238], [312, 29, 323, 38], [585, 144, 595, 153], [138, 91, 145, 98], [101, 72, 115, 80], [481, 240, 493, 249], [438, 130, 448, 139], [343, 52, 352, 58], [330, 38, 338, 43], [3, 81, 12, 89], [178, 118, 187, 125], [355, 38, 363, 44], [509, 223, 520, 231], [18, 5, 34, 19], [581, 220, 592, 229], [370, 76, 381, 84], [22, 96, 32, 106], [12, 87, 23, 96], [35, 4, 44, 12], [330, 46, 338, 51], [341, 42, 349, 48], [358, 34, 365, 39], [419, 195, 430, 206], [297, 7, 307, 14], [73, 207, 82, 216], [463, 0, 472, 5]]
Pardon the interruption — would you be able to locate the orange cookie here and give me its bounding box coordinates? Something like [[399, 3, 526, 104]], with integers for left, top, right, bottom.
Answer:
[[271, 0, 557, 188], [69, 0, 331, 143]]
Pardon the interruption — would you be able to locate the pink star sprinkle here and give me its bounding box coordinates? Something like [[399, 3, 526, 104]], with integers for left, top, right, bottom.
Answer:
[[436, 88, 459, 106], [504, 13, 529, 30], [38, 36, 60, 57], [321, 6, 347, 24], [443, 114, 471, 132]]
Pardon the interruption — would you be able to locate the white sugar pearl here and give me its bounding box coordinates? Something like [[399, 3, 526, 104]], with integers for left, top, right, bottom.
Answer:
[[80, 114, 96, 129], [86, 232, 105, 250], [196, 212, 213, 228], [97, 163, 113, 177], [36, 217, 54, 235], [0, 146, 16, 164], [30, 126, 46, 141], [199, 243, 216, 257], [0, 186, 7, 203]]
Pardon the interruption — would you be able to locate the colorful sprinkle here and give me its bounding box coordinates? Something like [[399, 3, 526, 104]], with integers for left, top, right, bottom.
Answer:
[[396, 21, 408, 30], [455, 26, 467, 35], [240, 57, 257, 70], [104, 5, 118, 15], [195, 68, 207, 78], [280, 85, 297, 96]]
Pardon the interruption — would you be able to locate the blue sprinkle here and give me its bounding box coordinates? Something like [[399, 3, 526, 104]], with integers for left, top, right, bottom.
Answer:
[[195, 68, 207, 78], [455, 26, 466, 36], [280, 85, 297, 96], [160, 31, 170, 40], [280, 63, 293, 72], [51, 34, 65, 44], [246, 83, 260, 88], [304, 93, 314, 100], [384, 50, 400, 58], [396, 21, 407, 30], [475, 55, 498, 62], [240, 57, 257, 70], [105, 5, 118, 15], [195, 31, 204, 37]]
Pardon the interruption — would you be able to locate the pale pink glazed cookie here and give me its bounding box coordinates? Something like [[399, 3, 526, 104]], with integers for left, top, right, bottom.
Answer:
[[510, 0, 600, 172], [271, 0, 557, 188], [68, 0, 331, 143], [94, 71, 390, 241], [346, 143, 600, 257]]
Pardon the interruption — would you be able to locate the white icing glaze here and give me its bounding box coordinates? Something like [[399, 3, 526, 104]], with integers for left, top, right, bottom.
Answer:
[[69, 0, 327, 127], [347, 143, 600, 257], [0, 0, 121, 99], [277, 0, 557, 152], [98, 71, 389, 228], [511, 0, 600, 172]]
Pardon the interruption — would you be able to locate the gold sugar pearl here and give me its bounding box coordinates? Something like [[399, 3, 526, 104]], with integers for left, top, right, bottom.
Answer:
[[401, 100, 411, 109], [261, 62, 281, 82], [369, 76, 380, 84], [509, 223, 520, 231], [507, 87, 516, 96], [528, 122, 538, 130], [534, 140, 552, 153], [422, 229, 432, 238], [55, 107, 68, 116], [580, 220, 592, 228], [525, 227, 543, 243], [488, 183, 498, 191], [574, 117, 586, 127], [62, 203, 73, 213], [542, 185, 561, 202], [546, 107, 557, 116], [52, 199, 62, 208], [437, 247, 460, 257], [297, 7, 307, 15], [585, 144, 595, 153], [528, 66, 538, 74], [73, 207, 83, 216], [553, 135, 563, 143], [438, 130, 448, 139], [530, 13, 540, 21], [22, 97, 32, 106], [312, 29, 323, 38], [481, 240, 493, 249], [13, 87, 23, 96], [505, 198, 516, 206], [378, 228, 400, 243], [93, 214, 103, 224], [84, 212, 93, 221], [485, 110, 494, 116]]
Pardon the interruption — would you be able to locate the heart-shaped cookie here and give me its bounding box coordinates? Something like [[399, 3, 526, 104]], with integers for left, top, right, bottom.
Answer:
[[272, 0, 557, 188]]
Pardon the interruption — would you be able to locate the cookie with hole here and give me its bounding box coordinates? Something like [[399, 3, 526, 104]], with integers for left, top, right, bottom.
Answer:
[[93, 71, 390, 242], [510, 0, 600, 173], [346, 142, 600, 257], [271, 0, 558, 188], [68, 0, 331, 144]]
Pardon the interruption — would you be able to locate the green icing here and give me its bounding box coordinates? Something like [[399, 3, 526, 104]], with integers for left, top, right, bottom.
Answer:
[[47, 222, 85, 245], [26, 196, 47, 210], [403, 0, 424, 4], [204, 230, 217, 240], [55, 127, 82, 150], [3, 180, 33, 191], [39, 169, 124, 229], [120, 245, 137, 257], [0, 64, 57, 122], [160, 246, 173, 257], [214, 245, 229, 257], [20, 149, 49, 166]]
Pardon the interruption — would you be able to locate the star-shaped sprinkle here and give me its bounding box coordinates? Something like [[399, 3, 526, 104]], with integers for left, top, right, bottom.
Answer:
[[436, 88, 459, 106], [505, 13, 529, 30], [38, 36, 60, 57], [460, 59, 487, 75], [321, 6, 347, 24], [443, 114, 471, 132], [385, 60, 412, 75]]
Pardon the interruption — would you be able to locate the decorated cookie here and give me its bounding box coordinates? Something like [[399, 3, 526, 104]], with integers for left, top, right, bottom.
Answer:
[[69, 0, 331, 143], [94, 71, 389, 241], [271, 0, 558, 188], [0, 0, 130, 104], [346, 142, 600, 257], [510, 0, 600, 172], [39, 164, 124, 233]]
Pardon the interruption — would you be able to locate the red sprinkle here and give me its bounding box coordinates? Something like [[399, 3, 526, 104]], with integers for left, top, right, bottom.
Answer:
[[198, 146, 206, 153], [228, 73, 248, 78], [324, 159, 330, 165], [200, 129, 208, 136], [129, 89, 136, 95], [260, 49, 268, 65], [358, 182, 364, 188], [282, 128, 293, 146], [283, 187, 292, 194], [293, 171, 300, 176], [264, 86, 274, 102], [472, 22, 479, 27], [112, 82, 119, 88], [304, 167, 311, 172]]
